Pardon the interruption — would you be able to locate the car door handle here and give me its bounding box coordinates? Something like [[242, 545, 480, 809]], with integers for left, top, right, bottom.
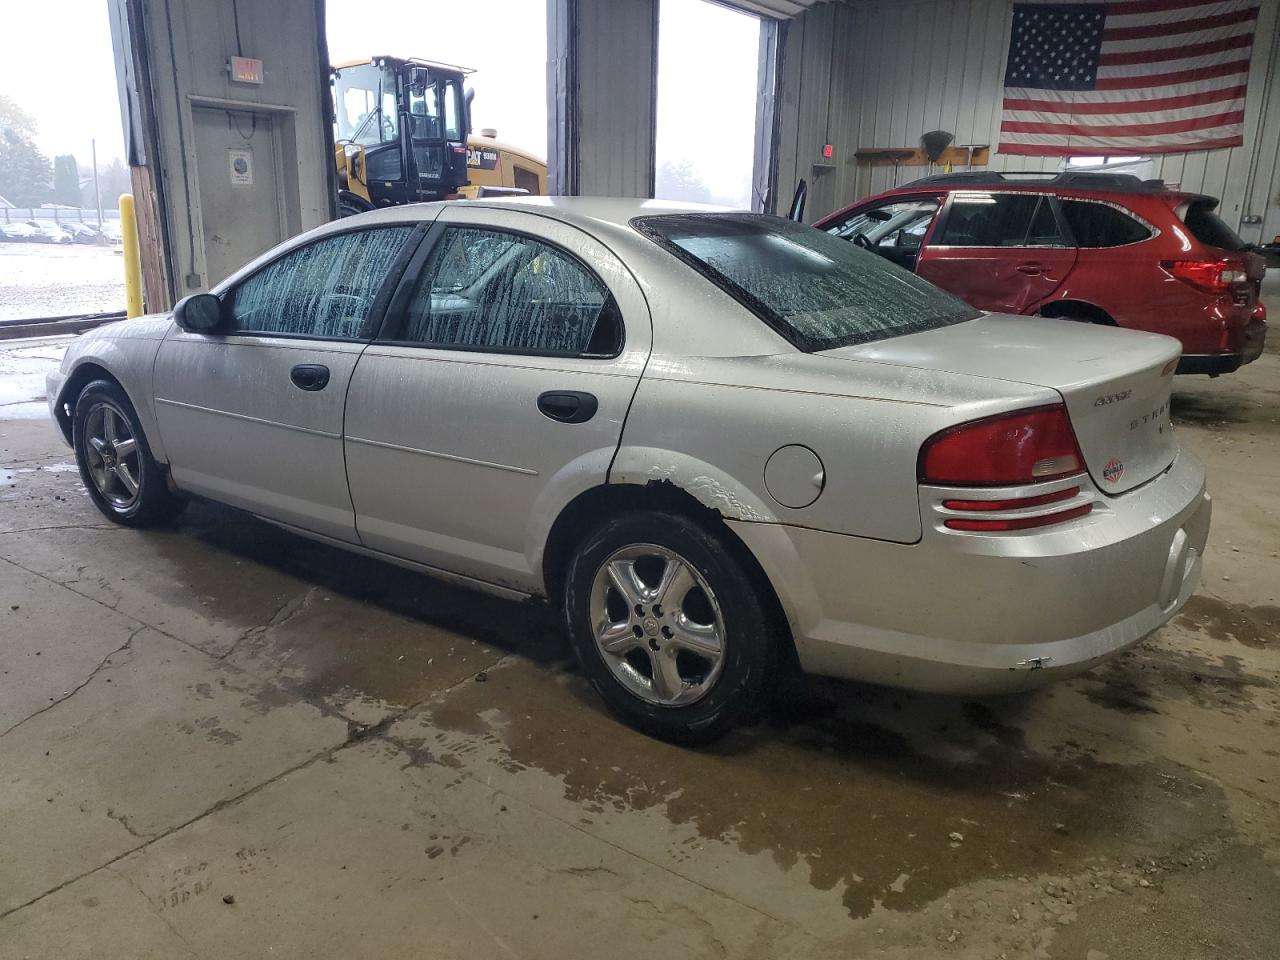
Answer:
[[1016, 262, 1044, 276], [537, 390, 598, 424], [290, 364, 330, 391]]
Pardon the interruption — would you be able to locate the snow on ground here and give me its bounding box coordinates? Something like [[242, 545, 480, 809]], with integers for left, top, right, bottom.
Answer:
[[0, 245, 126, 322], [0, 335, 72, 419]]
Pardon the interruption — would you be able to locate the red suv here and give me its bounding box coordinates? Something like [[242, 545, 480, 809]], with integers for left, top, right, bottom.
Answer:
[[814, 171, 1268, 375]]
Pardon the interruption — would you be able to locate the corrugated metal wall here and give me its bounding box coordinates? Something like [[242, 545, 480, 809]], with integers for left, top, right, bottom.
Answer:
[[773, 0, 1280, 242]]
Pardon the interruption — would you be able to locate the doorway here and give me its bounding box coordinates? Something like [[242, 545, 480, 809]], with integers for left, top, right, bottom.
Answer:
[[192, 107, 287, 286], [655, 0, 761, 209]]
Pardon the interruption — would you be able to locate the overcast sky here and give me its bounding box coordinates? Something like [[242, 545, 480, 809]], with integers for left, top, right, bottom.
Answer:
[[1, 0, 760, 202]]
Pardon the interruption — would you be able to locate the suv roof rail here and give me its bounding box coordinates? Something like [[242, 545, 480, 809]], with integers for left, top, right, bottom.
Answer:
[[903, 170, 1167, 193]]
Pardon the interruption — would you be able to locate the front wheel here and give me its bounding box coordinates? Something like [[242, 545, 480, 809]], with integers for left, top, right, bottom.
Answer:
[[564, 510, 778, 744], [72, 380, 186, 527]]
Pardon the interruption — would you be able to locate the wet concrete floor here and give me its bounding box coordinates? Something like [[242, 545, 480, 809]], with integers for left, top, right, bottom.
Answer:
[[1, 336, 1277, 958]]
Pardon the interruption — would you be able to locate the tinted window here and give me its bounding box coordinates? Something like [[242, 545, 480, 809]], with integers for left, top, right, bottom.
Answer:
[[635, 214, 979, 351], [827, 199, 939, 249], [514, 166, 541, 194], [398, 227, 620, 356], [937, 193, 1064, 247], [1060, 199, 1151, 247], [1181, 199, 1246, 252], [229, 227, 413, 338], [365, 144, 402, 181]]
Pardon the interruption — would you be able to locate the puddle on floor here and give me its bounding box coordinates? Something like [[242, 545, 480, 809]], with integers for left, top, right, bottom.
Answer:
[[1177, 595, 1279, 650], [411, 663, 1234, 919]]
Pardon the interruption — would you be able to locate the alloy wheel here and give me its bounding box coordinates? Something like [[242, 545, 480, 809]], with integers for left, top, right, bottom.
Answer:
[[82, 401, 141, 510], [588, 544, 726, 707]]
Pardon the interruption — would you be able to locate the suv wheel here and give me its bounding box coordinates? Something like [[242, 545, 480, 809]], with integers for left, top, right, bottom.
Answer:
[[564, 510, 776, 743], [72, 380, 186, 527]]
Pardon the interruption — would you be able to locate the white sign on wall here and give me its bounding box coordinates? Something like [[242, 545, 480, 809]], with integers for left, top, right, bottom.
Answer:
[[229, 149, 254, 186]]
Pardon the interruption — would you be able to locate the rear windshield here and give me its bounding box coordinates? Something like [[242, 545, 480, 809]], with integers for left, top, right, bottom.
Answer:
[[1181, 199, 1246, 252], [633, 213, 979, 351]]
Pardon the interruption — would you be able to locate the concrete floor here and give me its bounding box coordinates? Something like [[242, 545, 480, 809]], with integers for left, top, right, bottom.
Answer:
[[1, 317, 1278, 958]]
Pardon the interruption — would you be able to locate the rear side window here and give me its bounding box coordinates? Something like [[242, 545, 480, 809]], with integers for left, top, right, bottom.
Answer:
[[229, 227, 414, 338], [634, 213, 979, 351], [1181, 200, 1246, 252], [936, 193, 1065, 247], [1060, 200, 1151, 247], [395, 226, 622, 356]]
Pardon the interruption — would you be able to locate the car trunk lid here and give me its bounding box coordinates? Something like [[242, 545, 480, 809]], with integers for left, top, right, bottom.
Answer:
[[825, 315, 1181, 494]]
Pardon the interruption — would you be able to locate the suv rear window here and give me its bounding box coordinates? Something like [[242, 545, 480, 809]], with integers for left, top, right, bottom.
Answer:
[[1181, 199, 1246, 252], [634, 213, 979, 351], [1060, 199, 1151, 247]]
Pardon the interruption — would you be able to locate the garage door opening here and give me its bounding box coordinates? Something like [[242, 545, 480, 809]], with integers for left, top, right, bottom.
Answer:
[[324, 0, 549, 180], [654, 0, 761, 209]]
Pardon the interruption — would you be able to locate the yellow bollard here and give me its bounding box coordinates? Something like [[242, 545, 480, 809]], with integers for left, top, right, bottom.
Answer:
[[119, 193, 144, 318]]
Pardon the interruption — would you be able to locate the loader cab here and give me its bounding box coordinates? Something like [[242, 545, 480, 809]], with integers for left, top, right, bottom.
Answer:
[[331, 57, 471, 216]]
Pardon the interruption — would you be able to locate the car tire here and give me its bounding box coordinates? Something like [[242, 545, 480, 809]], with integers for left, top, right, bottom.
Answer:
[[563, 509, 778, 744], [72, 379, 186, 527]]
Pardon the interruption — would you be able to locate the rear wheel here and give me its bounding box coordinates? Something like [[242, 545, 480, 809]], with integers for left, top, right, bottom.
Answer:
[[564, 510, 777, 743], [72, 380, 186, 527]]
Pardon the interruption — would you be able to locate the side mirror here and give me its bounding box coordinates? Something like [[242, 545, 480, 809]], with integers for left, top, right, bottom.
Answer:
[[173, 293, 226, 334], [410, 67, 431, 90]]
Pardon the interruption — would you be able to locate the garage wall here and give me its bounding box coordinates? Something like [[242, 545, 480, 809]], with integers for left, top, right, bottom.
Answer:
[[113, 0, 333, 301], [548, 0, 658, 197], [772, 0, 1280, 242]]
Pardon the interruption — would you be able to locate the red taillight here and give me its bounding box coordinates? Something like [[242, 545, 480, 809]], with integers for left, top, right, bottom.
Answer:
[[944, 504, 1093, 532], [943, 486, 1079, 512], [1254, 301, 1267, 323], [919, 405, 1085, 486], [1161, 258, 1247, 294]]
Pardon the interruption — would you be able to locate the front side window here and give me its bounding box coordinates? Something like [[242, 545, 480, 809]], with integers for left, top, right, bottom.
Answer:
[[407, 82, 441, 141], [333, 63, 399, 147], [228, 227, 414, 338], [396, 227, 620, 356], [635, 214, 979, 351], [937, 193, 1064, 247], [827, 199, 939, 250], [1060, 199, 1152, 247]]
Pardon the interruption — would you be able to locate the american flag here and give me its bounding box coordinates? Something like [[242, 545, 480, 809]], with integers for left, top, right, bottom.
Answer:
[[998, 0, 1260, 156]]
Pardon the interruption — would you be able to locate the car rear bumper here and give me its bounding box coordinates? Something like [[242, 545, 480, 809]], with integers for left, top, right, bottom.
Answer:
[[730, 450, 1210, 695], [1176, 318, 1266, 375]]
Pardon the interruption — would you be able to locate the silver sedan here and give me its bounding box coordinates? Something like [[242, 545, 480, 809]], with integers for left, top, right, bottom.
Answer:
[[47, 197, 1210, 742]]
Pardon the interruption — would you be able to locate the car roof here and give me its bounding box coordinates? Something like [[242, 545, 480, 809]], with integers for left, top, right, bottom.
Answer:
[[347, 196, 744, 232], [815, 172, 1214, 226]]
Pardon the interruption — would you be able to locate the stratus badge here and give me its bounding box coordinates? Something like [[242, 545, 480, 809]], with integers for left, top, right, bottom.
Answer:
[[1103, 458, 1125, 484]]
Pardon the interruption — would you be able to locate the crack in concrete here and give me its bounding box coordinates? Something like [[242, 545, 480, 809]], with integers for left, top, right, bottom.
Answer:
[[219, 585, 319, 661], [0, 523, 121, 536], [0, 658, 509, 925], [105, 866, 208, 960], [0, 554, 212, 662], [105, 807, 150, 840], [0, 626, 144, 741]]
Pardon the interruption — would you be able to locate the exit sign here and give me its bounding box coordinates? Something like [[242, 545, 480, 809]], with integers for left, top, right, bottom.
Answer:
[[229, 56, 264, 84]]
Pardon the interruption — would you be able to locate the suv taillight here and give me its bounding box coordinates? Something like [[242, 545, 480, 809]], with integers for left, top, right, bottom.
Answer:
[[920, 405, 1091, 531], [1161, 258, 1248, 294]]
